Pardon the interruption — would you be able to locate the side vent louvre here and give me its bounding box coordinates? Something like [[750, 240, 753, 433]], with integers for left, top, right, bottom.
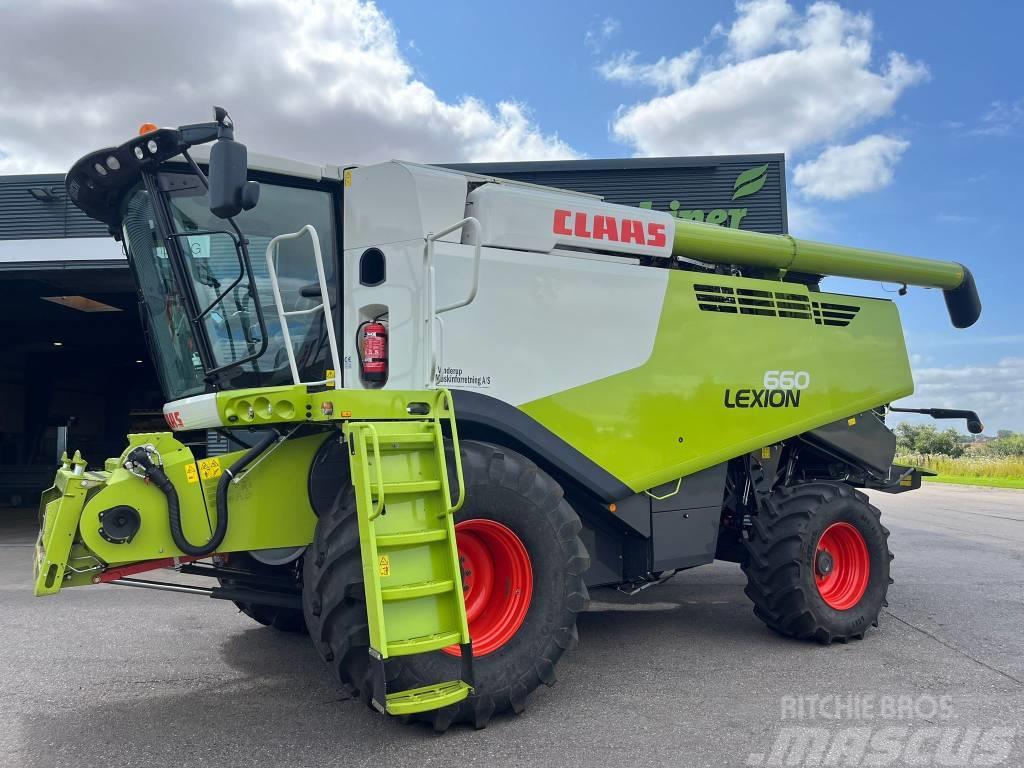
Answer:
[[693, 285, 859, 327], [812, 301, 860, 327]]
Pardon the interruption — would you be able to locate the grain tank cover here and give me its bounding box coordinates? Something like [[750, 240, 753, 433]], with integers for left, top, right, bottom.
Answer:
[[466, 184, 675, 259]]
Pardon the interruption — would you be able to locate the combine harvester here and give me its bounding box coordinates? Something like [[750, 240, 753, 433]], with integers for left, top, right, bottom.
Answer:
[[35, 109, 982, 730]]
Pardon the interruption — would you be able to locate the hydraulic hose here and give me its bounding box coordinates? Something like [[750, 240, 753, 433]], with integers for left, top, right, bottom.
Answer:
[[126, 431, 277, 557]]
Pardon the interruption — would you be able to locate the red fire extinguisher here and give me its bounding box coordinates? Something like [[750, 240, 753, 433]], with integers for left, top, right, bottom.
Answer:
[[360, 322, 387, 382]]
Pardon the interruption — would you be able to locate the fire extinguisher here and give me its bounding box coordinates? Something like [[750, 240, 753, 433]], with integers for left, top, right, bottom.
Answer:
[[360, 321, 387, 382]]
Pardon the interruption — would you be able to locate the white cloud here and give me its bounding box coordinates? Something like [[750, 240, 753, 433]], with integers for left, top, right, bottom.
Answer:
[[970, 99, 1024, 137], [896, 357, 1024, 433], [786, 200, 832, 238], [598, 50, 700, 93], [793, 134, 908, 200], [0, 0, 578, 175], [934, 213, 980, 224], [603, 1, 928, 164], [584, 17, 620, 53], [725, 0, 796, 58]]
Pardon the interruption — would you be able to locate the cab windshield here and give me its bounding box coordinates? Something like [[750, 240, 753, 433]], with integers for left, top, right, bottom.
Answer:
[[120, 173, 338, 401]]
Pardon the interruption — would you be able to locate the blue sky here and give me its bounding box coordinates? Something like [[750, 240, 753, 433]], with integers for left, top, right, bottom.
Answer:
[[1, 0, 1020, 429], [391, 0, 1024, 431]]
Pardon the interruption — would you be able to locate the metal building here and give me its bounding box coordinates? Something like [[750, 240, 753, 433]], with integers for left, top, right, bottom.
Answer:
[[0, 154, 787, 504]]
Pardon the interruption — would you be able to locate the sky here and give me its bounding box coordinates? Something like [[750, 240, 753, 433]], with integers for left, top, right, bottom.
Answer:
[[1, 0, 1021, 431]]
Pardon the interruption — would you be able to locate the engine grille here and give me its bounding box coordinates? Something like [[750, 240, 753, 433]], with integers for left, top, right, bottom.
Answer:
[[693, 284, 859, 327]]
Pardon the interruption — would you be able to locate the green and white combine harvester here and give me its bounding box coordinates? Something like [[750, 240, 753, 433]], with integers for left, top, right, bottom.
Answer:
[[36, 108, 983, 730]]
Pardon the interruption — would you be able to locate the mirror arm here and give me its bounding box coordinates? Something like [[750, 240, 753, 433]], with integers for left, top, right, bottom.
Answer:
[[181, 149, 210, 191], [177, 122, 219, 146]]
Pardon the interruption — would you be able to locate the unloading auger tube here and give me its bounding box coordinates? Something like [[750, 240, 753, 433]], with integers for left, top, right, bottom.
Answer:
[[671, 222, 981, 328]]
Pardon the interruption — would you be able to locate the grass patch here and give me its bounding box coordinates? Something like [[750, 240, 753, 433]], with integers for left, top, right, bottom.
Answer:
[[896, 453, 1024, 490], [922, 475, 1024, 490]]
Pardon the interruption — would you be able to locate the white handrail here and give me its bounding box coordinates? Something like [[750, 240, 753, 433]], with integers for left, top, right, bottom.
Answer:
[[423, 216, 482, 387], [265, 224, 342, 389]]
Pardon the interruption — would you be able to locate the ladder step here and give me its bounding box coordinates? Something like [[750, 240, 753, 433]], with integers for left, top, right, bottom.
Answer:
[[386, 630, 462, 657], [377, 480, 442, 495], [385, 680, 472, 716], [381, 579, 454, 602], [376, 529, 448, 548], [376, 432, 435, 448]]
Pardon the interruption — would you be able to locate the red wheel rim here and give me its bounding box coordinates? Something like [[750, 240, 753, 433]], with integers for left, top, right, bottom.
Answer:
[[814, 522, 870, 610], [442, 519, 533, 657]]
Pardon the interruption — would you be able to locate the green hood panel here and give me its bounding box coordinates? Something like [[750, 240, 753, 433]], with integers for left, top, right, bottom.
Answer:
[[519, 271, 912, 492]]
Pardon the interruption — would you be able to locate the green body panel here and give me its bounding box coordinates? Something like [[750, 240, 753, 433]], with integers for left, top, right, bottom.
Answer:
[[216, 388, 463, 428], [520, 270, 913, 492], [33, 431, 326, 592], [672, 220, 965, 290], [34, 453, 96, 595], [75, 432, 324, 565]]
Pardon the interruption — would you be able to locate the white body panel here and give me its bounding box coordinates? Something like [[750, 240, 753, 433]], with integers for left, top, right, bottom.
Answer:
[[341, 161, 673, 402], [466, 184, 675, 259], [343, 239, 668, 404], [428, 243, 668, 404], [163, 392, 221, 431], [344, 163, 469, 250]]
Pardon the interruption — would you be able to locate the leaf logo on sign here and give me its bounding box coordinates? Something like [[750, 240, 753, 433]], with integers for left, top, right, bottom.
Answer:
[[732, 163, 769, 200]]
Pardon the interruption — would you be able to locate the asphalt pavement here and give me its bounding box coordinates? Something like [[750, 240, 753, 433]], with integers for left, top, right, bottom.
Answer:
[[1, 483, 1022, 767]]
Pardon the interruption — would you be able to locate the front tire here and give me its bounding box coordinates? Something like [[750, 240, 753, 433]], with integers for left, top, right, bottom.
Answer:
[[303, 440, 590, 730], [742, 482, 892, 644], [221, 552, 307, 633]]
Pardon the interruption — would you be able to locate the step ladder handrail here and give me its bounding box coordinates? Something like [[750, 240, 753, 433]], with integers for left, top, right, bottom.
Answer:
[[434, 388, 466, 515], [423, 217, 482, 388], [265, 224, 342, 388], [350, 422, 386, 520]]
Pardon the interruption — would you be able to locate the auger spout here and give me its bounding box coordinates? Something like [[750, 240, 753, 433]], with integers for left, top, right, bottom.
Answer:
[[672, 221, 981, 328]]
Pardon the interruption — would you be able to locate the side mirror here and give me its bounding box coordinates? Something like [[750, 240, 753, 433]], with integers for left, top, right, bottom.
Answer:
[[208, 107, 260, 219]]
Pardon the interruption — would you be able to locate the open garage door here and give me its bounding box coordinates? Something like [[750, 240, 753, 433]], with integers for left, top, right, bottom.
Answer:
[[0, 256, 163, 508]]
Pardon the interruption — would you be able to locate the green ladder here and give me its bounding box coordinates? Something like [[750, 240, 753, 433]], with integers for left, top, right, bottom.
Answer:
[[344, 392, 474, 716]]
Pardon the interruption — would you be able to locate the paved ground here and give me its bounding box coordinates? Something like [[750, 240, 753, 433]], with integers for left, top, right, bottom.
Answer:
[[2, 483, 1022, 767]]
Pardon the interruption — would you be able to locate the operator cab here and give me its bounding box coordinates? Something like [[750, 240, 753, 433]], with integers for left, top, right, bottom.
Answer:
[[66, 108, 343, 403]]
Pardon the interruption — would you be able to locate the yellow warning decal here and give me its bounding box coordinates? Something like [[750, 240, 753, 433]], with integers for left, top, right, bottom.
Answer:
[[343, 169, 353, 187], [848, 417, 857, 426], [761, 447, 772, 459], [378, 554, 390, 577], [198, 457, 222, 481], [185, 464, 199, 484], [899, 475, 913, 487]]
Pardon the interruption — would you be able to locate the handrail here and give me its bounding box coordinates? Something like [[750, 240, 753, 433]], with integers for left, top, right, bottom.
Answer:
[[265, 224, 342, 388], [434, 388, 465, 515], [351, 423, 386, 520], [431, 217, 482, 314], [423, 217, 482, 387]]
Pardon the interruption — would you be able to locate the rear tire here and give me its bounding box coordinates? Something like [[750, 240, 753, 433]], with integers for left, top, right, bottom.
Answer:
[[303, 440, 590, 730], [741, 482, 892, 644]]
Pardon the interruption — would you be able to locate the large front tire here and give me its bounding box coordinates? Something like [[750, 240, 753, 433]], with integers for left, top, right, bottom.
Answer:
[[303, 440, 590, 730], [220, 552, 306, 633], [742, 482, 892, 644]]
